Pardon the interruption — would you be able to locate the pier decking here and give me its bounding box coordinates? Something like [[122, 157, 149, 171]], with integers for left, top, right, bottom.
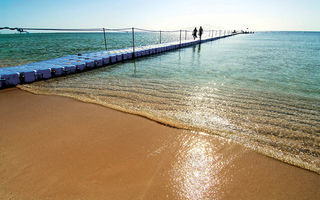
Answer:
[[0, 34, 236, 89]]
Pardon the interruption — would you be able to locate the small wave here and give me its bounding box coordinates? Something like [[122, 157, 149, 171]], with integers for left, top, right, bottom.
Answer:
[[18, 83, 320, 174]]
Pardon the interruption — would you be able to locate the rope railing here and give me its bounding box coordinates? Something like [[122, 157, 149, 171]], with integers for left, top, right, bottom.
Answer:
[[136, 27, 193, 33], [0, 27, 227, 33], [105, 28, 133, 31], [0, 26, 235, 33], [1, 26, 237, 57], [0, 27, 102, 32]]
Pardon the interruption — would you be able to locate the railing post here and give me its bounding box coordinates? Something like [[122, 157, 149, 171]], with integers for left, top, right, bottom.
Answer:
[[179, 30, 182, 47], [160, 30, 161, 44], [185, 30, 187, 40], [103, 28, 107, 51], [132, 27, 135, 58]]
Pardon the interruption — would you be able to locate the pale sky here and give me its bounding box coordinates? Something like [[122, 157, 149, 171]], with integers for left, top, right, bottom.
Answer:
[[1, 0, 319, 31]]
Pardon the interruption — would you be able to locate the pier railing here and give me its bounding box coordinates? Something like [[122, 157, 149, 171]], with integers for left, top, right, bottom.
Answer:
[[0, 26, 240, 89], [0, 26, 236, 55]]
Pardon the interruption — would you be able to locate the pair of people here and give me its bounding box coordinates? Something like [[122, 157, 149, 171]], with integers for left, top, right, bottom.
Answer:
[[192, 26, 203, 40]]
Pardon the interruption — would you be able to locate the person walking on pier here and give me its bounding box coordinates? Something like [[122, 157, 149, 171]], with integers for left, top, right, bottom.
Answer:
[[199, 26, 203, 41], [192, 27, 198, 40]]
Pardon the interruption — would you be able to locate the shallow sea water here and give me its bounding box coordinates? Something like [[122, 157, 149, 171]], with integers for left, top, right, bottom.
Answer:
[[5, 31, 320, 173]]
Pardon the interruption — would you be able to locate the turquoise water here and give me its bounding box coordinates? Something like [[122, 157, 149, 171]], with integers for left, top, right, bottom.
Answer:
[[3, 31, 320, 173], [0, 31, 193, 67]]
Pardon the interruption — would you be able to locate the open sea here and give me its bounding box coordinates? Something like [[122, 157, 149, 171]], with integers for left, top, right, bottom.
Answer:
[[1, 31, 319, 173]]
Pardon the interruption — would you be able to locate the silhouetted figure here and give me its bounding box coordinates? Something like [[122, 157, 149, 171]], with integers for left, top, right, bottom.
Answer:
[[192, 27, 198, 40], [199, 26, 203, 41]]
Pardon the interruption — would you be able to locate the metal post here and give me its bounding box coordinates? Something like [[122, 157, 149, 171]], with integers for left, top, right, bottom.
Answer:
[[103, 28, 107, 51], [179, 30, 182, 47], [185, 30, 187, 40], [160, 30, 161, 44], [132, 27, 135, 58]]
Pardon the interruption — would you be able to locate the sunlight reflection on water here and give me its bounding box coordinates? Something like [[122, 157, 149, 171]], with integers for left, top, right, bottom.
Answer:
[[170, 133, 235, 200], [19, 32, 320, 174]]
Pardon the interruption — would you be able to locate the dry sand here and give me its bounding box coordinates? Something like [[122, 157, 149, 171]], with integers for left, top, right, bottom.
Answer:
[[0, 88, 319, 200]]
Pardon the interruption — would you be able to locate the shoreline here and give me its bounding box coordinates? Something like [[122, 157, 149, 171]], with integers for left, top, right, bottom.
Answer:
[[18, 84, 320, 174], [0, 88, 319, 199]]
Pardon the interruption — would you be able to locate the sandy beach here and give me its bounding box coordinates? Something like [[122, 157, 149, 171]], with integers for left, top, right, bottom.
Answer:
[[0, 88, 319, 200]]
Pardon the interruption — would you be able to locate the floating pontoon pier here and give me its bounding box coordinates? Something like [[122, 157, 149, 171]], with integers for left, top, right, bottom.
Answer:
[[0, 31, 237, 89]]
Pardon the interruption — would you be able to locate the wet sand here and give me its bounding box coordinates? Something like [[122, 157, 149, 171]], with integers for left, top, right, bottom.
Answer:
[[0, 88, 319, 200]]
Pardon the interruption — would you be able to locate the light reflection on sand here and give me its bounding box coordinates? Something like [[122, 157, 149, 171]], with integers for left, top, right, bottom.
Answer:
[[169, 132, 236, 200], [18, 35, 320, 174]]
